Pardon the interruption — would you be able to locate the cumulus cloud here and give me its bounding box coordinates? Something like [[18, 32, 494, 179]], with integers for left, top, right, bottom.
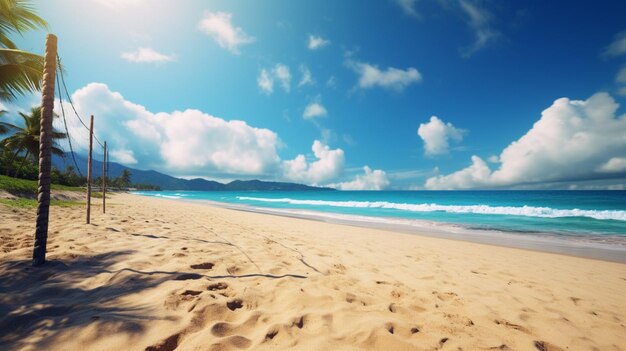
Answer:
[[56, 83, 280, 177], [198, 11, 254, 54], [257, 69, 273, 94], [604, 31, 626, 57], [395, 0, 419, 17], [298, 65, 314, 87], [307, 35, 330, 50], [257, 64, 291, 94], [417, 116, 465, 156], [273, 64, 291, 92], [332, 166, 390, 190], [598, 157, 626, 173], [425, 93, 626, 189], [458, 0, 498, 57], [349, 61, 422, 91], [303, 101, 328, 120], [120, 47, 175, 63], [282, 140, 344, 185], [110, 149, 138, 164]]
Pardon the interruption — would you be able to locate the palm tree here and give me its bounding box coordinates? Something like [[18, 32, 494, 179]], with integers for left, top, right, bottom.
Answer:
[[0, 0, 48, 101], [0, 106, 66, 174]]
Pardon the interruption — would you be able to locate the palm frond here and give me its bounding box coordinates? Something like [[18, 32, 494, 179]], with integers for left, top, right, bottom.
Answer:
[[0, 0, 48, 49], [0, 48, 43, 101]]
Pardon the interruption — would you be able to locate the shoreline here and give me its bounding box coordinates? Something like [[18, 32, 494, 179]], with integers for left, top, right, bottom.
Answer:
[[152, 195, 626, 264]]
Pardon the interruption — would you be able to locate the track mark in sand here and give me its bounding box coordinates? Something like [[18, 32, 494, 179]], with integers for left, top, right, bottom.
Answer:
[[145, 332, 181, 351], [226, 335, 251, 349], [488, 345, 512, 350], [439, 337, 449, 347], [432, 291, 458, 301], [227, 299, 243, 311], [293, 316, 304, 329], [385, 323, 394, 334], [181, 290, 202, 296], [389, 303, 397, 313], [227, 266, 240, 275], [346, 293, 356, 303], [174, 273, 203, 281], [211, 322, 233, 337], [265, 328, 279, 340], [410, 327, 420, 334], [207, 282, 228, 291], [534, 340, 564, 351], [190, 262, 214, 270], [494, 319, 530, 334], [570, 297, 581, 305], [105, 227, 120, 232]]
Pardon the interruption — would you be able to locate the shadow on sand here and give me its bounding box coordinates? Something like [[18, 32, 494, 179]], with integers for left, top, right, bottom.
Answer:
[[0, 250, 306, 350]]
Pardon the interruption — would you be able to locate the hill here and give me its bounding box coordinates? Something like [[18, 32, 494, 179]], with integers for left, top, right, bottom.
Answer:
[[52, 153, 333, 191]]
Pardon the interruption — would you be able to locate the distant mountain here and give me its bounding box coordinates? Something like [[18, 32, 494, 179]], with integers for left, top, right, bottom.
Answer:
[[52, 153, 333, 191]]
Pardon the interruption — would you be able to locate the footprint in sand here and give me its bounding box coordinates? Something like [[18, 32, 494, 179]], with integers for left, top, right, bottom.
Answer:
[[174, 273, 203, 281], [207, 282, 228, 291], [145, 332, 181, 351], [226, 299, 243, 311], [190, 262, 214, 270]]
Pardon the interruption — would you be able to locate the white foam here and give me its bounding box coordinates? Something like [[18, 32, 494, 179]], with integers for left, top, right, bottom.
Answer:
[[236, 197, 626, 221]]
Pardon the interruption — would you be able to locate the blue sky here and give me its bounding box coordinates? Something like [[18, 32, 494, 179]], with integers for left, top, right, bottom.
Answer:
[[6, 0, 626, 189]]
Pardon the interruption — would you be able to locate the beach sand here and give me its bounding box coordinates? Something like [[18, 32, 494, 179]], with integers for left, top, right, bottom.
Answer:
[[1, 193, 625, 351]]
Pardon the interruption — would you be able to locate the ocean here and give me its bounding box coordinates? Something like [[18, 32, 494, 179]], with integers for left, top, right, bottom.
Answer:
[[133, 190, 626, 242]]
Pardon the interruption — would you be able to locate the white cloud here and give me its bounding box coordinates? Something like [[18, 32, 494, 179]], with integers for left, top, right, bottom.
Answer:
[[307, 35, 330, 50], [598, 157, 626, 173], [425, 93, 626, 189], [56, 83, 281, 177], [303, 101, 328, 120], [198, 11, 254, 54], [349, 61, 422, 91], [257, 64, 291, 94], [257, 69, 273, 94], [332, 166, 390, 190], [604, 31, 626, 57], [282, 140, 344, 185], [120, 47, 175, 63], [458, 0, 498, 57], [298, 65, 314, 87], [273, 64, 291, 92], [395, 0, 419, 17], [417, 116, 465, 156], [110, 149, 138, 165]]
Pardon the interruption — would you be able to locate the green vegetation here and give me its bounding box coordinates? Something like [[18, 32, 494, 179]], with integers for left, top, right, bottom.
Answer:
[[0, 0, 47, 101], [0, 198, 83, 208], [0, 174, 80, 194]]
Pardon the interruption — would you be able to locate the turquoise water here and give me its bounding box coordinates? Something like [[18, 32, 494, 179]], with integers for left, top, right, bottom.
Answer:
[[133, 190, 626, 240]]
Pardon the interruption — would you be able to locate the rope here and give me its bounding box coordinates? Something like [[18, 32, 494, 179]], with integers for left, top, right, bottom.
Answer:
[[56, 63, 83, 178], [56, 54, 104, 148]]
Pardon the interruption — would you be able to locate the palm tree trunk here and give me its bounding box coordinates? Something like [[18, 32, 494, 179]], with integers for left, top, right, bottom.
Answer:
[[33, 34, 57, 267]]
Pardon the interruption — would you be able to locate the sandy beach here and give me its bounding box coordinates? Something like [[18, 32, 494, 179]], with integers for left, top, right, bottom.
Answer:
[[1, 193, 625, 351]]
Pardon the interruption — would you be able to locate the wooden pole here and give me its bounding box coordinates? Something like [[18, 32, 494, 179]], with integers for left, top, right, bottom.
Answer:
[[86, 115, 93, 224], [32, 34, 58, 267], [102, 141, 107, 214]]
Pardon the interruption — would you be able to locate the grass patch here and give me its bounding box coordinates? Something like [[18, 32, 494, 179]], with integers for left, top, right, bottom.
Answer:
[[0, 198, 84, 209], [0, 175, 81, 195]]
